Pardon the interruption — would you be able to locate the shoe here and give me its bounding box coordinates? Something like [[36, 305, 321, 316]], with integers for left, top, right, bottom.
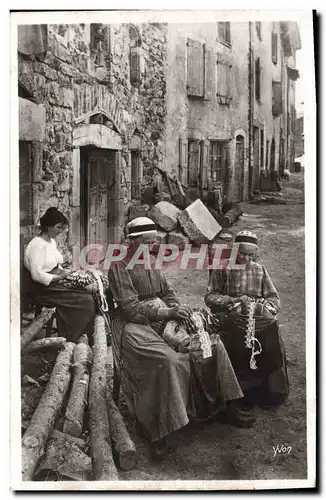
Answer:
[[150, 437, 176, 460], [216, 400, 256, 428]]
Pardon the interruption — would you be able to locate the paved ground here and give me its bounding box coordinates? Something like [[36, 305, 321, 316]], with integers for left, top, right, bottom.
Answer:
[[118, 173, 306, 482]]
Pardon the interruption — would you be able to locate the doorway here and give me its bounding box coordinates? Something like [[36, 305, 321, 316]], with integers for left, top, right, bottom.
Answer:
[[80, 146, 119, 250]]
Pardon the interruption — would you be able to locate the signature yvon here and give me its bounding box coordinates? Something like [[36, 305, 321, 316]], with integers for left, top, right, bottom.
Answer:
[[273, 445, 292, 457]]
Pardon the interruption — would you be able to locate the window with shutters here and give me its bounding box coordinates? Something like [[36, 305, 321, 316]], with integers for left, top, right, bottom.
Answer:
[[209, 141, 229, 183], [216, 52, 232, 105], [255, 57, 261, 102], [187, 39, 205, 98], [129, 25, 141, 88], [272, 81, 282, 116], [271, 31, 278, 65], [218, 22, 231, 46], [255, 22, 262, 40]]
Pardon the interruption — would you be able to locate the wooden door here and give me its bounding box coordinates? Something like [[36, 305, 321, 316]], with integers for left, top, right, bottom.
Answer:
[[234, 135, 245, 202], [81, 147, 116, 249]]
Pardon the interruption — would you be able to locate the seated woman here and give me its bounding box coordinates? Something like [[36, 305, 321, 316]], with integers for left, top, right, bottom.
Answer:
[[205, 230, 289, 408], [108, 217, 256, 458], [23, 207, 96, 343]]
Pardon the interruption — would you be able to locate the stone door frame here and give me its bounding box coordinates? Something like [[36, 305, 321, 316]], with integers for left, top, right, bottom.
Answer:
[[70, 123, 123, 268]]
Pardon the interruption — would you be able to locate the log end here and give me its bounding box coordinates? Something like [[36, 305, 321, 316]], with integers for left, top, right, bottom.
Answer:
[[63, 420, 83, 438], [114, 448, 137, 471]]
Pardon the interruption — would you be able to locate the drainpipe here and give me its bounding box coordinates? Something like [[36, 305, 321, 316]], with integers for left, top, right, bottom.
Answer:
[[248, 21, 254, 199]]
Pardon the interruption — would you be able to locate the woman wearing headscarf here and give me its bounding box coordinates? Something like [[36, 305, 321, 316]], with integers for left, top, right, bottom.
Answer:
[[23, 207, 97, 343], [205, 230, 289, 408], [108, 217, 256, 458]]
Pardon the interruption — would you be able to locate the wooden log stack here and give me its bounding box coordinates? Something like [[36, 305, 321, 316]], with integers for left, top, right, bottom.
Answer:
[[21, 314, 137, 482]]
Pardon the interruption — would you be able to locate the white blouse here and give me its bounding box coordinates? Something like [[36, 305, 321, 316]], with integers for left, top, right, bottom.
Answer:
[[24, 236, 64, 286]]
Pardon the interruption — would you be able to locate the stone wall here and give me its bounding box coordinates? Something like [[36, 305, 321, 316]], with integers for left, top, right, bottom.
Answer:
[[18, 22, 167, 259]]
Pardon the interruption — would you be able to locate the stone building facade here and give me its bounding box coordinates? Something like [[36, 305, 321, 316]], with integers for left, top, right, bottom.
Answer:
[[163, 20, 301, 200], [18, 22, 167, 261]]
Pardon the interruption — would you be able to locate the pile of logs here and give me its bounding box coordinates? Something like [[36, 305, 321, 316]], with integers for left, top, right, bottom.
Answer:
[[21, 312, 136, 481]]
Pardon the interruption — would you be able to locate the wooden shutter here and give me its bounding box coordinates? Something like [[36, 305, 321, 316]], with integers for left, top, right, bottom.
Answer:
[[200, 139, 210, 189], [272, 81, 282, 116], [179, 138, 188, 186], [216, 52, 232, 105], [205, 48, 216, 101], [272, 32, 278, 64], [187, 39, 205, 98], [218, 22, 231, 45]]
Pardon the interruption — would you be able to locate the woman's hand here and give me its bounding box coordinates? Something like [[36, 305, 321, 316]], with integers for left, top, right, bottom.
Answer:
[[170, 305, 192, 320]]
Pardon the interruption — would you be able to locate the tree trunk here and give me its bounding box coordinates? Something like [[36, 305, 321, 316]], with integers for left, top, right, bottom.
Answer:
[[21, 308, 55, 350], [221, 206, 243, 228], [50, 429, 88, 451], [63, 342, 92, 437], [106, 374, 137, 471], [21, 342, 74, 481], [89, 315, 118, 480], [22, 337, 66, 355]]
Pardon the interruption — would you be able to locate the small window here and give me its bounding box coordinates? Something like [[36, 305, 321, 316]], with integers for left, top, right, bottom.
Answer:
[[129, 25, 141, 88], [187, 39, 205, 98], [209, 141, 229, 183], [90, 24, 109, 67], [272, 31, 278, 65], [218, 22, 231, 46], [255, 22, 262, 40], [255, 57, 261, 102], [216, 52, 232, 105], [272, 81, 282, 116]]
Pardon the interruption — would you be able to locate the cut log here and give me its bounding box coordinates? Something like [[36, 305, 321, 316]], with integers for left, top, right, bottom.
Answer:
[[89, 315, 118, 480], [221, 206, 243, 228], [21, 308, 55, 350], [21, 342, 74, 481], [50, 429, 88, 451], [63, 342, 92, 437], [106, 370, 137, 471], [22, 337, 66, 355]]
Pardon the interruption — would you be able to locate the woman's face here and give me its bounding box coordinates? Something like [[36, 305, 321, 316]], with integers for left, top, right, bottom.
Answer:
[[129, 232, 157, 253], [237, 244, 257, 267], [47, 223, 67, 239]]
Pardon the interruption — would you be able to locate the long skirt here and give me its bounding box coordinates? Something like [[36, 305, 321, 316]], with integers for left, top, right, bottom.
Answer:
[[219, 317, 290, 397], [112, 317, 243, 443], [23, 269, 97, 343]]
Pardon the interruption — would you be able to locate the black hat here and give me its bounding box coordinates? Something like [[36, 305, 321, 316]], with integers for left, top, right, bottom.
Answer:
[[40, 207, 68, 229]]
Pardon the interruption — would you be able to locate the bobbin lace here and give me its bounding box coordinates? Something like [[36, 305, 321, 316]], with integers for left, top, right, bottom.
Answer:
[[244, 300, 262, 370]]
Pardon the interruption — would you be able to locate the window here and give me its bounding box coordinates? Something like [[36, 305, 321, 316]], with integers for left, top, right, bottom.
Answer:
[[260, 130, 264, 169], [272, 81, 282, 116], [272, 31, 278, 64], [216, 52, 232, 105], [129, 25, 141, 88], [218, 22, 231, 46], [209, 141, 229, 183], [255, 22, 262, 40], [265, 140, 270, 169], [187, 39, 205, 98], [255, 57, 261, 102], [131, 151, 141, 199]]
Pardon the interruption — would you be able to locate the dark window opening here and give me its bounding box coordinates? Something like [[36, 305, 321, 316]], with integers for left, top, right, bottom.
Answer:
[[131, 151, 141, 199], [129, 25, 141, 88], [272, 31, 278, 64], [255, 57, 261, 102], [218, 22, 231, 45]]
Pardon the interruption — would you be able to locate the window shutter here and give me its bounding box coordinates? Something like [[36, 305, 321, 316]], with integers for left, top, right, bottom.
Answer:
[[200, 139, 210, 189], [216, 52, 232, 105], [272, 32, 278, 64], [130, 47, 140, 85], [187, 39, 205, 98], [205, 48, 216, 101], [255, 57, 261, 101], [179, 138, 188, 186], [272, 81, 282, 116]]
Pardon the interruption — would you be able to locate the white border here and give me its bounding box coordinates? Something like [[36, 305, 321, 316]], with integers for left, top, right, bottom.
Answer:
[[9, 8, 316, 492]]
